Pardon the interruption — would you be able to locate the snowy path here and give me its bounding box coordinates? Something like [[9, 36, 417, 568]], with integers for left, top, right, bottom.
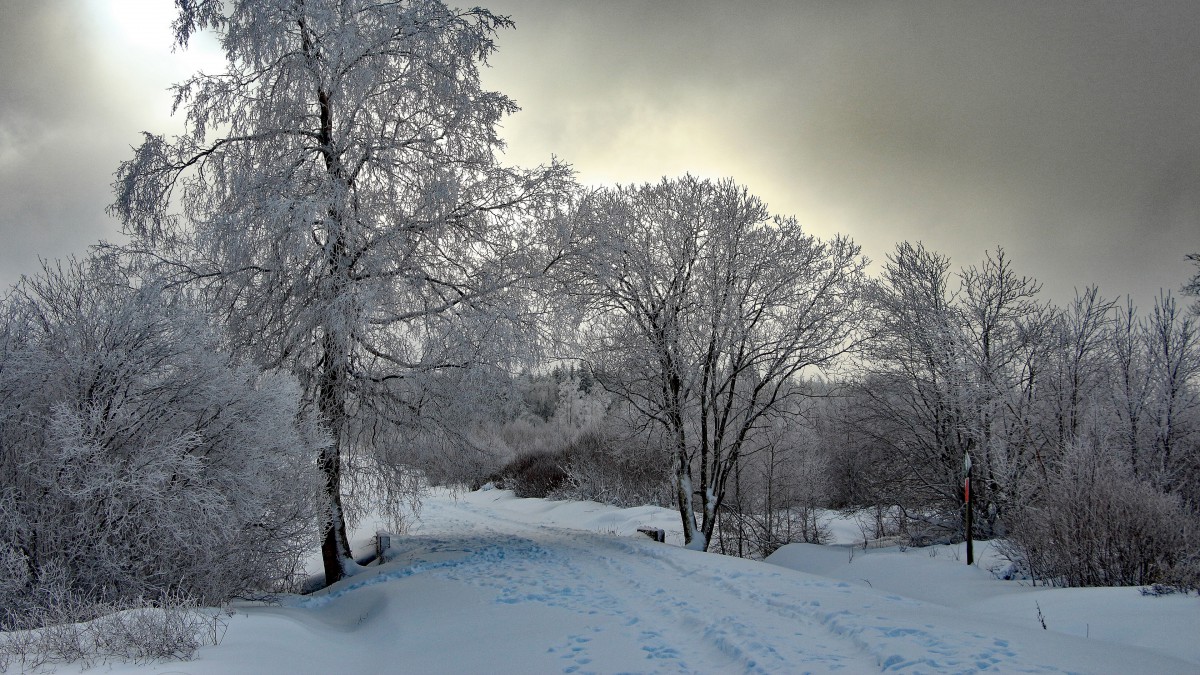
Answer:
[[91, 489, 1197, 674], [380, 495, 883, 673]]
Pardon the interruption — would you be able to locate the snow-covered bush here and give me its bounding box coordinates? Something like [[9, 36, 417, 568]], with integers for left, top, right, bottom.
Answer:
[[553, 429, 673, 508], [0, 588, 225, 671], [0, 258, 324, 627], [478, 422, 673, 506], [1002, 441, 1199, 589]]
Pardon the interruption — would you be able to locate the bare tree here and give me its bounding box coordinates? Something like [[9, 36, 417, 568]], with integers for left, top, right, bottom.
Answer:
[[1044, 287, 1115, 454], [1144, 293, 1200, 494], [857, 244, 1055, 541], [1184, 253, 1199, 313], [1108, 299, 1154, 475], [855, 242, 972, 531], [574, 176, 868, 550], [716, 421, 831, 559], [956, 248, 1051, 532], [110, 0, 572, 584], [843, 243, 1199, 578]]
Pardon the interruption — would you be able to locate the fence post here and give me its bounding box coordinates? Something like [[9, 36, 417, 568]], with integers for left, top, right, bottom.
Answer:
[[376, 532, 392, 565]]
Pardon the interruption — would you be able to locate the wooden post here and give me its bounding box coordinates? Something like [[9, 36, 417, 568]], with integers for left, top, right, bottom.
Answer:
[[964, 452, 974, 566], [637, 527, 666, 543], [376, 532, 392, 565]]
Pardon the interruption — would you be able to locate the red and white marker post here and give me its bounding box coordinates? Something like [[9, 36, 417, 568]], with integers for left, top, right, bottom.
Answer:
[[963, 451, 974, 566]]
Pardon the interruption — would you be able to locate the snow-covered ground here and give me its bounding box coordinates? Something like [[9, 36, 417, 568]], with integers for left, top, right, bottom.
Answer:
[[85, 489, 1198, 674]]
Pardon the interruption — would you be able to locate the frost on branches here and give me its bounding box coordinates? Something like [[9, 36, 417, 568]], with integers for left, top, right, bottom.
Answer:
[[0, 258, 323, 626], [572, 176, 869, 550], [110, 0, 573, 584]]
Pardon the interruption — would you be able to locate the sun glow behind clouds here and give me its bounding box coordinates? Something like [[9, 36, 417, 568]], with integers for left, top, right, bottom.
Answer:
[[80, 0, 225, 140], [90, 0, 178, 51], [86, 0, 225, 76]]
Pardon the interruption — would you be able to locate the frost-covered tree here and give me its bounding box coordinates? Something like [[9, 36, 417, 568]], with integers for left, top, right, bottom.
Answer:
[[956, 248, 1052, 530], [110, 0, 572, 583], [0, 257, 322, 622], [574, 176, 869, 550], [1043, 287, 1114, 454], [856, 244, 1055, 539], [1108, 299, 1154, 474], [1184, 253, 1199, 313], [835, 241, 1200, 575], [1143, 293, 1199, 494], [855, 242, 969, 520]]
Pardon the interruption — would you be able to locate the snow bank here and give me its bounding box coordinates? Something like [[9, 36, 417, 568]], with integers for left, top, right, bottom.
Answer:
[[66, 490, 1198, 674], [766, 539, 1200, 666]]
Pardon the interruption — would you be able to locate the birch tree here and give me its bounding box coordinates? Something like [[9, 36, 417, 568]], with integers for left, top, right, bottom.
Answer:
[[110, 0, 572, 584], [575, 176, 868, 550]]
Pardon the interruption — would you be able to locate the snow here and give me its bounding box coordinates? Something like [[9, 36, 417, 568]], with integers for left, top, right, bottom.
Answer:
[[764, 539, 1200, 667], [70, 490, 1198, 674]]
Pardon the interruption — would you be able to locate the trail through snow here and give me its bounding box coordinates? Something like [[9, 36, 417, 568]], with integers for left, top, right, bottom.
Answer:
[[83, 489, 1197, 674]]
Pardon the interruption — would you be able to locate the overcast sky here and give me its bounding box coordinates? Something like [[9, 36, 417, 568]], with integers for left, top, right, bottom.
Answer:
[[1, 1, 1197, 309]]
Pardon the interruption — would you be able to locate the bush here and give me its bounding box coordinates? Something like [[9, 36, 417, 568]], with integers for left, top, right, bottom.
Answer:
[[1002, 442, 1200, 589], [0, 589, 225, 672], [0, 259, 323, 627], [553, 430, 673, 508], [483, 427, 673, 507], [498, 450, 573, 498]]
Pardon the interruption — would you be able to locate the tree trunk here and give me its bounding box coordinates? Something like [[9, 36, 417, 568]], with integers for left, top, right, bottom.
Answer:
[[699, 472, 720, 552], [674, 447, 701, 549], [318, 331, 353, 586], [319, 441, 353, 585]]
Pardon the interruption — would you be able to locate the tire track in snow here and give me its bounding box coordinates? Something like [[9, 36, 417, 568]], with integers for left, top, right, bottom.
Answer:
[[413, 500, 712, 673], [593, 534, 1059, 673], [422, 495, 1091, 673], [434, 496, 880, 674], [580, 535, 876, 674]]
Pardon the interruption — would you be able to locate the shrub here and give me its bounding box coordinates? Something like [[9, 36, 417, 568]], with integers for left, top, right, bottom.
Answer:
[[553, 430, 673, 508], [1002, 441, 1200, 589], [499, 450, 573, 498], [0, 258, 323, 628], [485, 426, 674, 507], [0, 588, 225, 672]]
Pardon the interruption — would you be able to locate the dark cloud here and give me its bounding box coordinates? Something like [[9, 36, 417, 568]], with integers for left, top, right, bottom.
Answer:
[[483, 0, 1200, 307], [0, 0, 1197, 308], [0, 0, 195, 288], [0, 1, 126, 285]]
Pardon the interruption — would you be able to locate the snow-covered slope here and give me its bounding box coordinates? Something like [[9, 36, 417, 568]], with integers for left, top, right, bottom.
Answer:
[[764, 540, 1200, 666], [88, 489, 1198, 674]]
